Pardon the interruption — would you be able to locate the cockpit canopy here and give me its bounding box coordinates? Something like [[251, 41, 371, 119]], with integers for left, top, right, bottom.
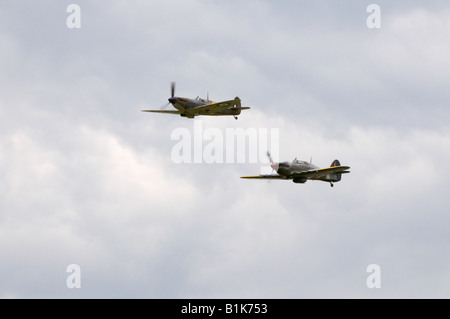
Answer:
[[195, 96, 206, 102], [293, 158, 307, 165], [292, 158, 318, 168]]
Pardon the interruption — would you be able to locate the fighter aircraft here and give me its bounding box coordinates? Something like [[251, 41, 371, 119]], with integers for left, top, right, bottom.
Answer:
[[141, 82, 250, 120], [241, 152, 350, 187]]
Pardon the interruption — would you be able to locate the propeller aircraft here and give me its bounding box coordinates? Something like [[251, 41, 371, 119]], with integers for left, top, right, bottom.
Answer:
[[142, 82, 251, 120], [241, 151, 350, 187]]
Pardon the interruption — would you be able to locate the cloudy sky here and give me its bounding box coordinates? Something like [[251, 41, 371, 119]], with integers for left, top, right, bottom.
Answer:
[[1, 0, 450, 298]]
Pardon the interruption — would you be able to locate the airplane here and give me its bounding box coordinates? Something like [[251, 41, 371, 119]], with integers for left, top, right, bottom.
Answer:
[[141, 82, 251, 120], [241, 151, 350, 187]]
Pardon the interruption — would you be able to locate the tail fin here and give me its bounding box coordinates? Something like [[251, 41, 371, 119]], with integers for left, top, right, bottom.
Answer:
[[330, 159, 341, 181], [331, 159, 341, 167], [234, 97, 242, 115]]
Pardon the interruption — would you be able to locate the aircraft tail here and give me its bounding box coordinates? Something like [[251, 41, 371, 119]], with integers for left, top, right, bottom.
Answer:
[[330, 159, 340, 167], [330, 159, 341, 181], [234, 97, 242, 114]]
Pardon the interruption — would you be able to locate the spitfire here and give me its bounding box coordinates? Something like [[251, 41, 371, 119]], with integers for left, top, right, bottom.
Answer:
[[241, 151, 350, 187], [142, 82, 250, 120]]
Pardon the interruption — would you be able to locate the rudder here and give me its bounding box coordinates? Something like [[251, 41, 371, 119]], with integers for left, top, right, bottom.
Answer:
[[331, 159, 341, 167], [330, 159, 341, 182]]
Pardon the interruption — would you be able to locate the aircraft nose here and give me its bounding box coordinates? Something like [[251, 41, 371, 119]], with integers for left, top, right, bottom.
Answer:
[[168, 97, 177, 104], [270, 162, 279, 172]]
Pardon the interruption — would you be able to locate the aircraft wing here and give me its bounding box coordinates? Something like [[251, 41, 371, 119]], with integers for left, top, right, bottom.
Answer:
[[141, 110, 182, 114], [241, 174, 287, 180], [291, 166, 350, 179], [188, 99, 241, 115]]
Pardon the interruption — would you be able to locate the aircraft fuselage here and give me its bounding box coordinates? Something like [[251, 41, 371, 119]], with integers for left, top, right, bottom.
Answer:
[[170, 96, 242, 117]]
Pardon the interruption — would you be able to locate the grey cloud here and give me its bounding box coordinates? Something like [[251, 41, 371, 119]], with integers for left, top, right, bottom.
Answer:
[[1, 1, 449, 298]]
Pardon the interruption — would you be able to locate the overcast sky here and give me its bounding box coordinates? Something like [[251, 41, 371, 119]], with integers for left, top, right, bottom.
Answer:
[[1, 0, 450, 298]]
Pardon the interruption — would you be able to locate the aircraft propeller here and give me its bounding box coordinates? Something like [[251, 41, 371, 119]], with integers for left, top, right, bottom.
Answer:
[[160, 102, 171, 110], [267, 151, 279, 174], [160, 81, 176, 110], [267, 151, 273, 164]]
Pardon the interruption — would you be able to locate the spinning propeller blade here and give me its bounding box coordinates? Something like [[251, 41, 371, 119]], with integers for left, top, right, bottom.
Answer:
[[267, 151, 279, 174], [171, 81, 175, 98], [160, 102, 171, 110], [267, 151, 273, 164]]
